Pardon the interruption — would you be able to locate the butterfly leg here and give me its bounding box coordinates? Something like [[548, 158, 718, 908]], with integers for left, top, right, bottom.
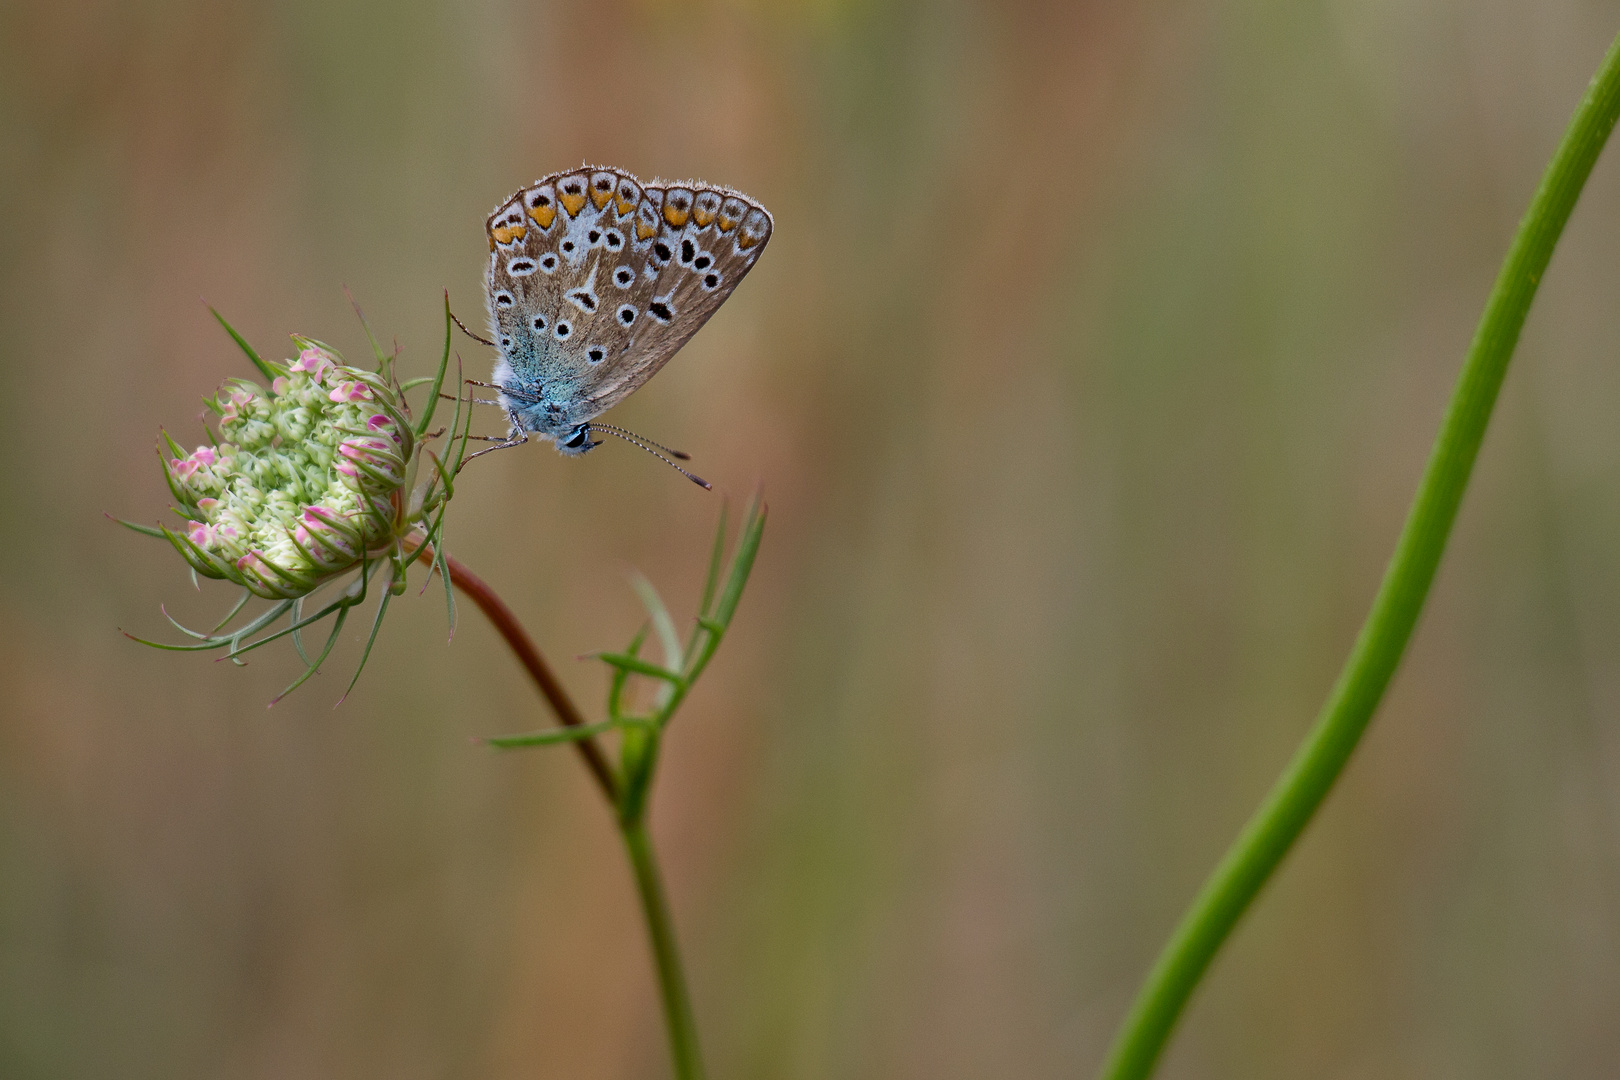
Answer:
[[439, 392, 504, 406], [463, 429, 529, 463], [464, 378, 542, 406]]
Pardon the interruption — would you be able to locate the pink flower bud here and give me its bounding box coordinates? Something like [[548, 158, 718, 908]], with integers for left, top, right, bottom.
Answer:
[[367, 414, 403, 443], [328, 381, 371, 404], [297, 507, 360, 567], [289, 347, 337, 382]]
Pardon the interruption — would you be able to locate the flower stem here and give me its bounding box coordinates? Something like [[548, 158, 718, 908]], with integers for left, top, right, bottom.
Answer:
[[422, 543, 618, 800], [1097, 31, 1620, 1080], [420, 539, 709, 1079], [622, 815, 707, 1080]]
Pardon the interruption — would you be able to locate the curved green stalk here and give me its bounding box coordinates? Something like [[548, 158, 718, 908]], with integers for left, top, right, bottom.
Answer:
[[1097, 32, 1620, 1080], [623, 818, 706, 1080]]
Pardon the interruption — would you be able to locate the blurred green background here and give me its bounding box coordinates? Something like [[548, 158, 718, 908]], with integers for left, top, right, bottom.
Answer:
[[4, 0, 1620, 1076]]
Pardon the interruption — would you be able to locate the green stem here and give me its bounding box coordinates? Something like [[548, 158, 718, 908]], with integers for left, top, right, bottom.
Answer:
[[1098, 31, 1620, 1080], [622, 816, 707, 1080]]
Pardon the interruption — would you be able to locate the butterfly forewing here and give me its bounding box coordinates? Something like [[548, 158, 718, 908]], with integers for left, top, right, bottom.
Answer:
[[483, 166, 772, 437]]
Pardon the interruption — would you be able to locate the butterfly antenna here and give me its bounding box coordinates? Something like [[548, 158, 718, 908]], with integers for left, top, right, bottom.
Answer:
[[587, 425, 711, 490], [448, 308, 495, 348], [588, 423, 692, 460]]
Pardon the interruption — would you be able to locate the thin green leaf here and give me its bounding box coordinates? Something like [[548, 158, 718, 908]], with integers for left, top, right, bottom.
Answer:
[[123, 630, 234, 652], [161, 605, 215, 641], [399, 376, 436, 391], [713, 496, 767, 628], [700, 499, 729, 619], [485, 718, 622, 749], [269, 605, 349, 706], [683, 500, 729, 661], [413, 294, 453, 438], [346, 287, 391, 377], [422, 496, 455, 637], [220, 569, 370, 660], [210, 589, 253, 634], [337, 567, 394, 705], [157, 443, 192, 505], [111, 515, 167, 539], [129, 596, 292, 652], [289, 597, 313, 667], [608, 625, 650, 723], [446, 352, 474, 476], [210, 307, 280, 383], [593, 651, 687, 687], [631, 573, 683, 672]]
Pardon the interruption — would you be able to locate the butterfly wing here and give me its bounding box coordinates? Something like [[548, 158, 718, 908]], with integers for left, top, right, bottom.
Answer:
[[484, 167, 772, 427]]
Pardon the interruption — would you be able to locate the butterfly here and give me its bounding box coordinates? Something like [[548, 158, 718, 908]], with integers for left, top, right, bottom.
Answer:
[[469, 165, 773, 487]]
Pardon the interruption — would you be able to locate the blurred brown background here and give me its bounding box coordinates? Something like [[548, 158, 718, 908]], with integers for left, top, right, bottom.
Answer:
[[4, 0, 1620, 1076]]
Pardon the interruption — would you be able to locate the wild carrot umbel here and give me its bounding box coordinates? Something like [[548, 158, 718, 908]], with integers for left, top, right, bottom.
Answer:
[[120, 296, 473, 703]]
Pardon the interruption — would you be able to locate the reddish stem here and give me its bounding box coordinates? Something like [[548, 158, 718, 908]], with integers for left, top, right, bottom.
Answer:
[[419, 541, 617, 801]]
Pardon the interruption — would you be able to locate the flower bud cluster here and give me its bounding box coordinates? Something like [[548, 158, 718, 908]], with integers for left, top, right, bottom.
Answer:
[[163, 344, 418, 598]]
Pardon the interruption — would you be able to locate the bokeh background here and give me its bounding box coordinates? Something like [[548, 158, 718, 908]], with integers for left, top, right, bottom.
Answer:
[[5, 0, 1620, 1076]]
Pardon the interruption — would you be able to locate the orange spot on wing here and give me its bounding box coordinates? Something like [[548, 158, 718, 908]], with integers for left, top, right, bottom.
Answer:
[[590, 187, 613, 210], [716, 214, 737, 232], [560, 190, 588, 216], [636, 219, 659, 240], [528, 203, 556, 229], [615, 192, 638, 216], [737, 233, 759, 249], [491, 223, 527, 245], [663, 203, 690, 228]]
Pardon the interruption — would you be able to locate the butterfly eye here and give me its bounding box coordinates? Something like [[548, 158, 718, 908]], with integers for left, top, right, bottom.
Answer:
[[652, 241, 672, 263], [679, 239, 695, 264], [617, 304, 637, 325], [507, 258, 536, 276], [613, 266, 634, 288], [587, 229, 601, 245], [701, 273, 720, 291], [693, 254, 711, 270], [605, 230, 623, 249], [500, 335, 511, 348], [495, 291, 514, 307], [554, 321, 571, 339], [587, 347, 605, 363], [561, 241, 575, 253], [532, 315, 547, 330], [648, 301, 673, 323], [540, 255, 557, 273]]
